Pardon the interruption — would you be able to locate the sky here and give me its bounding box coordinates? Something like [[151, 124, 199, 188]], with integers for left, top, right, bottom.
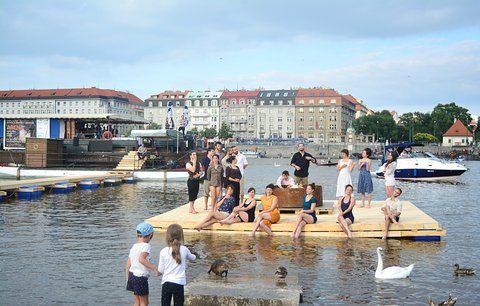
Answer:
[[0, 0, 479, 115]]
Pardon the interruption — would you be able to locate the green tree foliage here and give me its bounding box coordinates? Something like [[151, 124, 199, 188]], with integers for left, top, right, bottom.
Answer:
[[218, 123, 233, 140], [146, 122, 161, 129], [352, 110, 398, 142], [431, 103, 471, 138], [353, 102, 472, 143], [199, 127, 217, 139], [413, 133, 438, 143]]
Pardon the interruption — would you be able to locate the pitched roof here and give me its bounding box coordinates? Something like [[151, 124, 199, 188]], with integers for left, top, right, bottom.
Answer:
[[0, 87, 143, 105], [220, 90, 260, 98], [443, 119, 473, 137], [297, 88, 340, 97]]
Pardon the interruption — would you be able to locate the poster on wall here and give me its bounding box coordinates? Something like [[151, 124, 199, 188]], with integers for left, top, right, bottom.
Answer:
[[36, 119, 50, 139], [3, 119, 36, 150]]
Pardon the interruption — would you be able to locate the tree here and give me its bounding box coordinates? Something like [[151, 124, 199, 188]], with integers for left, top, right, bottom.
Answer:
[[146, 122, 161, 129], [218, 123, 233, 140], [413, 132, 438, 143], [352, 110, 398, 142], [200, 127, 217, 139], [431, 102, 472, 139]]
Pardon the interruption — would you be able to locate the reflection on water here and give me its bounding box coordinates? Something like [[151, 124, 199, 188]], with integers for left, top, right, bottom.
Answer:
[[0, 160, 479, 304]]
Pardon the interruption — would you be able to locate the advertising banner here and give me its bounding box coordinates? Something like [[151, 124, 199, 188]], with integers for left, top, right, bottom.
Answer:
[[4, 119, 36, 149], [36, 119, 50, 138]]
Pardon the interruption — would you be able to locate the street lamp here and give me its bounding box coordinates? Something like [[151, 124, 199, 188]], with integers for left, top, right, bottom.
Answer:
[[433, 120, 436, 142], [376, 120, 379, 143]]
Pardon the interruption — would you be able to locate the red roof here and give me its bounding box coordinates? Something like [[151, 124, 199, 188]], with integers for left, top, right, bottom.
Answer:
[[220, 90, 260, 98], [297, 88, 340, 97], [443, 120, 473, 137], [0, 87, 143, 105]]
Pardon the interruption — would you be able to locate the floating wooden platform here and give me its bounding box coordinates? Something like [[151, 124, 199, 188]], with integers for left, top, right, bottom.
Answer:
[[0, 171, 131, 192], [146, 198, 446, 240]]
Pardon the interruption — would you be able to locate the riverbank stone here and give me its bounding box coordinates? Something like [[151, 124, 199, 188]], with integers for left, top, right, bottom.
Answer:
[[185, 274, 303, 305]]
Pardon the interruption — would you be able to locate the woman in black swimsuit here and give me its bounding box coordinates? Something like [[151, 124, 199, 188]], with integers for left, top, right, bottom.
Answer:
[[220, 187, 257, 224]]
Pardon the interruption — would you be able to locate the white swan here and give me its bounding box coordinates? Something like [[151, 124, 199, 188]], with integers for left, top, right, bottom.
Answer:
[[375, 247, 414, 279]]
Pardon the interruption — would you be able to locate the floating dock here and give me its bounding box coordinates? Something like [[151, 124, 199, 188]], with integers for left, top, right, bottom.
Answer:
[[146, 198, 446, 240], [0, 172, 130, 191]]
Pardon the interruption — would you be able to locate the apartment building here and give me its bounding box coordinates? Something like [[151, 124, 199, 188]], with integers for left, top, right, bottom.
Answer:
[[184, 91, 222, 131], [256, 89, 297, 139], [295, 88, 356, 142], [219, 90, 259, 138]]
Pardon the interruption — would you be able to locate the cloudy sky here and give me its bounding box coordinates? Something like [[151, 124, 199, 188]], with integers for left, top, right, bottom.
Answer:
[[1, 0, 479, 114]]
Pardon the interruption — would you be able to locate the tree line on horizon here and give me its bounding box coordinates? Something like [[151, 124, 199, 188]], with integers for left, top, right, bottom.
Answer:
[[353, 102, 476, 143]]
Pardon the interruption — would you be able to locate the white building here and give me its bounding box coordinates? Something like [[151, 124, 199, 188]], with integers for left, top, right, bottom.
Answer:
[[442, 119, 473, 147]]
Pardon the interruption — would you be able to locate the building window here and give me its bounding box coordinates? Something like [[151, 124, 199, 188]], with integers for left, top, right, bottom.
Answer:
[[319, 99, 324, 104], [309, 107, 314, 113], [266, 93, 271, 97], [283, 92, 288, 97], [330, 99, 336, 104], [309, 99, 314, 104], [299, 99, 304, 105], [275, 92, 280, 97], [299, 108, 304, 113]]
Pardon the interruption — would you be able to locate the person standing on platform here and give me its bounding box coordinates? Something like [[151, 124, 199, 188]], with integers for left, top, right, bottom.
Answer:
[[206, 154, 223, 212], [214, 141, 224, 161], [357, 148, 373, 208], [221, 147, 233, 187], [290, 143, 317, 186], [186, 152, 203, 214], [201, 148, 214, 210], [336, 149, 354, 200], [382, 151, 398, 198], [232, 146, 248, 203], [225, 155, 242, 205]]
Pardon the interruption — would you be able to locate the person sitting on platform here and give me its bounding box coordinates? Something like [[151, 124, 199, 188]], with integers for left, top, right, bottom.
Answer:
[[381, 187, 403, 240], [194, 185, 236, 232], [291, 183, 318, 239], [137, 144, 150, 160], [220, 187, 257, 224], [337, 184, 356, 238], [251, 184, 280, 237], [276, 170, 295, 188]]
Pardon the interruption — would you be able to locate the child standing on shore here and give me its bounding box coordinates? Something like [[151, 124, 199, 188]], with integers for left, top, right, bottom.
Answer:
[[126, 222, 159, 306], [159, 224, 196, 306]]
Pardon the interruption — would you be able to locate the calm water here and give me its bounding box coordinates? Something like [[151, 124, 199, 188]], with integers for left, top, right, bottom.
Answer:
[[1, 159, 479, 305]]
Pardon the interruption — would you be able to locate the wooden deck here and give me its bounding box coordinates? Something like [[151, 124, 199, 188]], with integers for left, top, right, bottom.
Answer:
[[146, 198, 446, 239], [0, 171, 131, 191]]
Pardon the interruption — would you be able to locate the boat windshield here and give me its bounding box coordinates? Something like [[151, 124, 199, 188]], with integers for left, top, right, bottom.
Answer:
[[398, 151, 440, 159]]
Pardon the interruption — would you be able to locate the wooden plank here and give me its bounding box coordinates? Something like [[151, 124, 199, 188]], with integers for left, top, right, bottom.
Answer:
[[145, 198, 445, 239], [0, 172, 129, 191]]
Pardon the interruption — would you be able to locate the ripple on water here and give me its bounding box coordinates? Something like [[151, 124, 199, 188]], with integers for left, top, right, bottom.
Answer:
[[0, 161, 479, 304]]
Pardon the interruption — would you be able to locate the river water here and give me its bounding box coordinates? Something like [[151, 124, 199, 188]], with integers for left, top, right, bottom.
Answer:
[[0, 159, 479, 305]]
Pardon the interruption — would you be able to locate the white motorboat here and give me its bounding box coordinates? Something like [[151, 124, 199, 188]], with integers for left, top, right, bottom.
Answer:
[[374, 142, 467, 181], [0, 166, 188, 181]]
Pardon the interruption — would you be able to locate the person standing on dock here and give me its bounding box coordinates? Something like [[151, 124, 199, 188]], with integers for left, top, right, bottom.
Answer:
[[186, 152, 203, 214], [232, 146, 248, 203], [214, 141, 224, 161], [206, 154, 223, 212], [125, 223, 159, 306], [225, 155, 242, 205], [336, 149, 354, 200], [202, 148, 214, 210], [382, 151, 398, 198], [290, 143, 317, 186], [357, 148, 373, 208]]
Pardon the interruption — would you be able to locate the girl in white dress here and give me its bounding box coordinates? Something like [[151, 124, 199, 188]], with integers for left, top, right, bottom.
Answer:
[[382, 151, 398, 197], [336, 149, 355, 199]]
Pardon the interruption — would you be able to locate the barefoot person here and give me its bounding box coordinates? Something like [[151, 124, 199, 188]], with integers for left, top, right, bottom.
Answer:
[[251, 184, 280, 237], [194, 185, 236, 231], [186, 152, 203, 214], [357, 148, 373, 208], [337, 184, 356, 238], [381, 187, 403, 240], [220, 187, 257, 224], [382, 151, 398, 197], [291, 183, 318, 239], [206, 154, 223, 211], [336, 149, 354, 200], [202, 147, 214, 210]]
